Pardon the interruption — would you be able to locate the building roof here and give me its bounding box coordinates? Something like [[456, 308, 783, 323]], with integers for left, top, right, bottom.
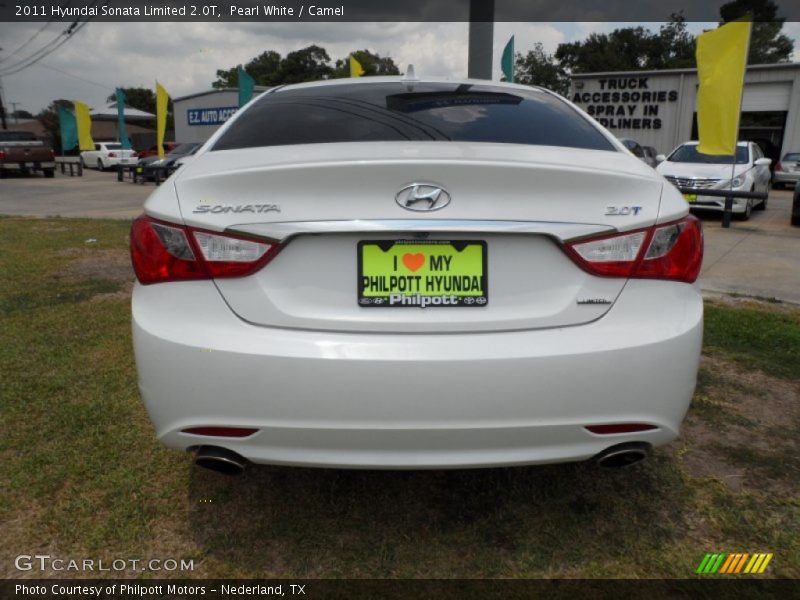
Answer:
[[570, 61, 800, 79], [91, 102, 155, 120]]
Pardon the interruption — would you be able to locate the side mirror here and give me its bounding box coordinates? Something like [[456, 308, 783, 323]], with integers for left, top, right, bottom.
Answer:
[[655, 154, 666, 163], [754, 157, 772, 166]]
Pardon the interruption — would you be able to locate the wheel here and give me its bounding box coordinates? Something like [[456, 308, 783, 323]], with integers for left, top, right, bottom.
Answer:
[[44, 169, 55, 178], [735, 198, 752, 221], [97, 158, 104, 171]]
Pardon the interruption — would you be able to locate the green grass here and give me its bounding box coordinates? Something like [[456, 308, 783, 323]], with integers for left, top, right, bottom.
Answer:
[[704, 303, 800, 380], [1, 217, 798, 579]]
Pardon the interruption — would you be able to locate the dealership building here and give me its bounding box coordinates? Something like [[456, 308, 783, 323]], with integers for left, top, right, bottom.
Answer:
[[173, 87, 270, 144], [570, 62, 800, 163]]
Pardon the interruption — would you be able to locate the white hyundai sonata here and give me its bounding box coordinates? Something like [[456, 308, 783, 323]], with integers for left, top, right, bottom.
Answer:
[[130, 77, 704, 474]]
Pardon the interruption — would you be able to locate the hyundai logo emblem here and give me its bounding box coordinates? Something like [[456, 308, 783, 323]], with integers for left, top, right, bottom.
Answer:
[[395, 183, 451, 212]]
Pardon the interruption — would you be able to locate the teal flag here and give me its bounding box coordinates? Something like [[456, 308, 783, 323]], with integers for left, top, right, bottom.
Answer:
[[116, 88, 132, 150], [238, 67, 255, 107], [57, 105, 78, 152], [501, 35, 514, 83]]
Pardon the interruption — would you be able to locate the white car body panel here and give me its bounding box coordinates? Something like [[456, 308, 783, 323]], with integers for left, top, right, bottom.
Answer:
[[132, 77, 703, 469], [133, 278, 701, 468]]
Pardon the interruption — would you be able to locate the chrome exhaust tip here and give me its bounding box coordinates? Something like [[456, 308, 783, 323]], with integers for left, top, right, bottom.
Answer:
[[594, 442, 650, 468], [194, 446, 248, 475]]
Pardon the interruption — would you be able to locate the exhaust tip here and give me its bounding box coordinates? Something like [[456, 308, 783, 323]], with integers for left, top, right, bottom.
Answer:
[[194, 445, 248, 475], [594, 442, 651, 469]]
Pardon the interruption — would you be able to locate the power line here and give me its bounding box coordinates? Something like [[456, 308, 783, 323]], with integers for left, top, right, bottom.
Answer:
[[0, 1, 105, 77], [37, 62, 113, 91], [0, 1, 73, 63]]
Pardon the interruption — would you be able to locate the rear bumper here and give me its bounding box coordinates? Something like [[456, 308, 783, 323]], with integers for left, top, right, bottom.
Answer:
[[0, 161, 55, 170], [774, 172, 800, 184], [132, 279, 703, 469]]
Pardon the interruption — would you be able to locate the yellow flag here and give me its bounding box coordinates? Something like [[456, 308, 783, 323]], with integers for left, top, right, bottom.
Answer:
[[350, 55, 364, 77], [695, 20, 751, 156], [156, 81, 170, 159], [73, 100, 94, 151]]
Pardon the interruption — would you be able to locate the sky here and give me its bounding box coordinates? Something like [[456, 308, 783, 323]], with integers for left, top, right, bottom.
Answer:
[[1, 20, 799, 115]]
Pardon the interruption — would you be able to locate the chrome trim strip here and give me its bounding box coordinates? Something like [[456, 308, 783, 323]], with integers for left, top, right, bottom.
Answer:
[[227, 220, 615, 243]]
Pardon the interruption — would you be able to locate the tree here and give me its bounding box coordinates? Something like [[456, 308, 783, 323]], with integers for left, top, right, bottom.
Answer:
[[12, 109, 34, 119], [514, 43, 569, 95], [278, 45, 334, 84], [331, 49, 401, 78], [36, 99, 73, 152], [213, 45, 338, 88], [106, 87, 157, 115], [720, 0, 793, 64], [652, 14, 696, 69], [554, 15, 699, 74], [213, 50, 283, 88]]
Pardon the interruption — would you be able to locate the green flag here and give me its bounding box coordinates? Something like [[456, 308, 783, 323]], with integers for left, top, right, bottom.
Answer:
[[238, 67, 255, 108], [57, 105, 78, 153], [116, 88, 132, 150], [501, 35, 514, 83]]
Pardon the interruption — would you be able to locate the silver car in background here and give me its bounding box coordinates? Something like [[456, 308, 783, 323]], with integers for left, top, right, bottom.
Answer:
[[773, 152, 800, 189]]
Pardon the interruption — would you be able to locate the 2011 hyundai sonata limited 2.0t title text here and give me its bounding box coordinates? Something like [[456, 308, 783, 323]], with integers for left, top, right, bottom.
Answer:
[[130, 75, 704, 474]]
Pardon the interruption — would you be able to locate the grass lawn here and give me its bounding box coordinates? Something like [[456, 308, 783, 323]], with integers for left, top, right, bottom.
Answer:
[[1, 216, 798, 579]]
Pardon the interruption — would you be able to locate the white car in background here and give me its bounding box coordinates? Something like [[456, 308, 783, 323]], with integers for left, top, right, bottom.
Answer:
[[130, 77, 704, 475], [656, 141, 771, 220], [80, 141, 137, 170]]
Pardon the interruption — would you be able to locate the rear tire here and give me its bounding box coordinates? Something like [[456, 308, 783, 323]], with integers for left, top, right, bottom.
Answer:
[[97, 159, 104, 171]]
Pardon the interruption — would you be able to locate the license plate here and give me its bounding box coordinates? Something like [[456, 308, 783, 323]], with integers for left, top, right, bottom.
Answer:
[[358, 240, 487, 308], [683, 193, 697, 202]]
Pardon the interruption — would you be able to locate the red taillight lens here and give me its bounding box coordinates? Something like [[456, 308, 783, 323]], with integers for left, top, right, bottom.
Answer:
[[182, 427, 258, 438], [775, 162, 783, 172], [49, 149, 55, 160], [130, 215, 280, 284], [0, 150, 6, 160], [108, 152, 118, 157], [564, 215, 703, 283]]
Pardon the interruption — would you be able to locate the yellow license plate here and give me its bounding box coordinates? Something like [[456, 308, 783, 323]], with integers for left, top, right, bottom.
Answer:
[[358, 240, 487, 308], [683, 193, 697, 202]]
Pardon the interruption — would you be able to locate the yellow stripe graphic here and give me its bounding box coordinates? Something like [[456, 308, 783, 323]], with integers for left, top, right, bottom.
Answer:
[[758, 553, 773, 573], [744, 554, 760, 573]]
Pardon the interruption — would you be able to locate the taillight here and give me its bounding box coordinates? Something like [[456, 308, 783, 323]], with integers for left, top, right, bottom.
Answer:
[[108, 152, 118, 157], [130, 215, 280, 284], [0, 150, 6, 160], [49, 149, 55, 160], [564, 215, 703, 283], [775, 162, 783, 172]]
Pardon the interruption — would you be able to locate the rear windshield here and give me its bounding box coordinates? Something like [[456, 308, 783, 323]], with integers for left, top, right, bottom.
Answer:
[[0, 131, 38, 142], [668, 144, 749, 164], [104, 143, 122, 150], [212, 82, 615, 152], [783, 153, 800, 162]]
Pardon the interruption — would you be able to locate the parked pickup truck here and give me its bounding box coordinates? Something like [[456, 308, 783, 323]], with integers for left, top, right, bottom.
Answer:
[[0, 131, 56, 178]]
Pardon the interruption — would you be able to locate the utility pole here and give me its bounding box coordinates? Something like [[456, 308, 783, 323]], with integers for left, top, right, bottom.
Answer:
[[467, 0, 494, 80], [10, 102, 20, 124], [0, 48, 7, 130]]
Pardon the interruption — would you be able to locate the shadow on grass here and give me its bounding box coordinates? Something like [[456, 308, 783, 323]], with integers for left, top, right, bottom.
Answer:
[[186, 452, 691, 577]]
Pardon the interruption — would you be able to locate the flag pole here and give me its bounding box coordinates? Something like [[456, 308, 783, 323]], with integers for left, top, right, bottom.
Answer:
[[722, 17, 752, 229]]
